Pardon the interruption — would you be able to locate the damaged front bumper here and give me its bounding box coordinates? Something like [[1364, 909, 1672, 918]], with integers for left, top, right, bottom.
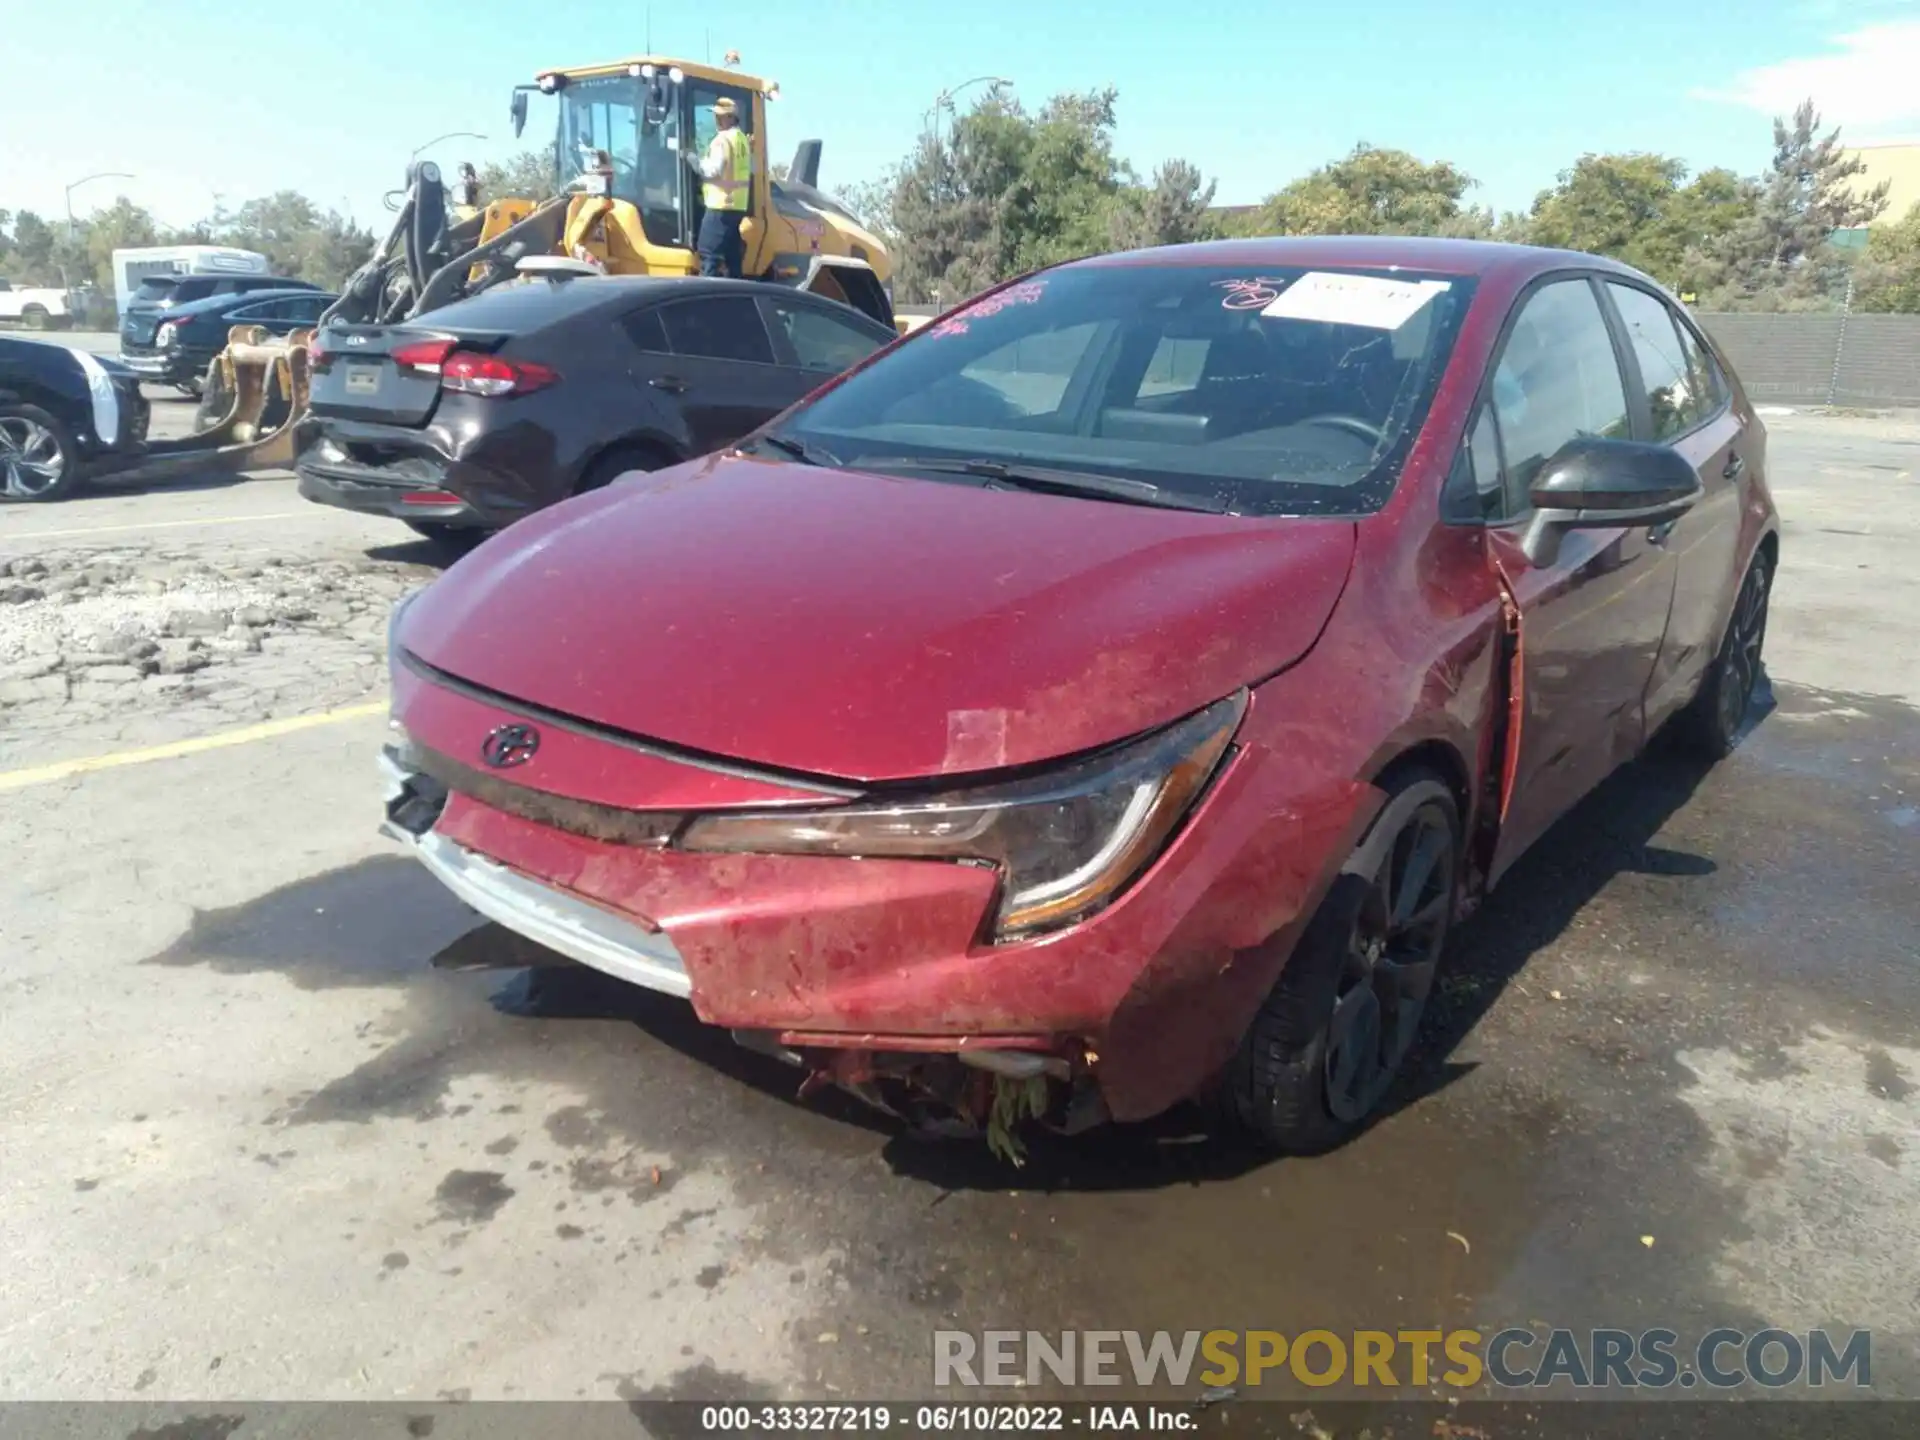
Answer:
[[379, 740, 1092, 1132], [376, 659, 1378, 1134], [382, 745, 691, 997]]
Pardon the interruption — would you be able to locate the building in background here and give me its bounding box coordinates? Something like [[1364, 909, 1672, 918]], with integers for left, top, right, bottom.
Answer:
[[1834, 142, 1920, 251]]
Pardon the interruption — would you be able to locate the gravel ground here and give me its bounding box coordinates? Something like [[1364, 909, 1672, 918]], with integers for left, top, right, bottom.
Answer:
[[0, 545, 430, 765]]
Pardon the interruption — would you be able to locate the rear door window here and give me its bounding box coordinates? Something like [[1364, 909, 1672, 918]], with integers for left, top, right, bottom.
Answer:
[[658, 296, 775, 365], [1606, 281, 1702, 443], [620, 307, 671, 355], [283, 295, 332, 323], [761, 296, 888, 373], [1489, 277, 1631, 515], [1670, 308, 1729, 428]]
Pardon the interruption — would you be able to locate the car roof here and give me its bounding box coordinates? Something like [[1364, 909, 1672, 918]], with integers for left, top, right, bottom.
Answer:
[[166, 287, 338, 315], [1077, 235, 1646, 284], [422, 274, 885, 332]]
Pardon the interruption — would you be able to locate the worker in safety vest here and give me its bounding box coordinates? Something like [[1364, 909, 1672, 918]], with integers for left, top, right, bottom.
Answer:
[[686, 96, 753, 277]]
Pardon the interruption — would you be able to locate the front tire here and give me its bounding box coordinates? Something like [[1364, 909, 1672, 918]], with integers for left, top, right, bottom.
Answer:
[[21, 304, 50, 331], [0, 404, 81, 503], [1223, 770, 1459, 1153], [1674, 549, 1772, 759]]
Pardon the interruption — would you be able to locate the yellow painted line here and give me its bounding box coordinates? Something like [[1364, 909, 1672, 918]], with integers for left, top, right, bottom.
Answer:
[[0, 700, 387, 793], [0, 511, 309, 542]]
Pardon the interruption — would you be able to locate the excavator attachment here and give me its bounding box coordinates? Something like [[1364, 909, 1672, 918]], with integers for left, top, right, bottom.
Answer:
[[90, 324, 315, 485]]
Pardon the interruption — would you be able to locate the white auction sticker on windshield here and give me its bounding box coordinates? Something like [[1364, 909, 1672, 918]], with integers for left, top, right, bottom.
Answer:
[[1261, 272, 1451, 329]]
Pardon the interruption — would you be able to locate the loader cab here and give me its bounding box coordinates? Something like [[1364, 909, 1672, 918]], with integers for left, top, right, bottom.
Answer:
[[528, 62, 762, 261]]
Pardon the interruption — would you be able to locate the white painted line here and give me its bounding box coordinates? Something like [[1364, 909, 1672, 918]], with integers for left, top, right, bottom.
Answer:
[[0, 701, 388, 793], [0, 511, 310, 543]]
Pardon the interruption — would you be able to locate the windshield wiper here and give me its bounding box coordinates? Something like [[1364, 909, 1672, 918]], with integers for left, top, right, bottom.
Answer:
[[860, 457, 1231, 514], [744, 433, 839, 467]]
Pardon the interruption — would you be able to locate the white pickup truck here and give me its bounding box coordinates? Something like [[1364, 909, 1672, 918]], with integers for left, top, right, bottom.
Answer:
[[0, 279, 73, 330]]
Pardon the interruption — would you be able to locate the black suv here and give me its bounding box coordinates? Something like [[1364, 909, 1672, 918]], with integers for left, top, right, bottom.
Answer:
[[119, 274, 323, 394]]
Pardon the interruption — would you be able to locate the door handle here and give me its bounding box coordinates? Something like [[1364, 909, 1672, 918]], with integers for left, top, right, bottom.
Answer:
[[649, 375, 688, 395], [1722, 453, 1745, 481]]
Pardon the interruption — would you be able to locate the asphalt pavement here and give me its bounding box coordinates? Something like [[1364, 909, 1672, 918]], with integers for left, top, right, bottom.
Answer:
[[0, 401, 1914, 1413]]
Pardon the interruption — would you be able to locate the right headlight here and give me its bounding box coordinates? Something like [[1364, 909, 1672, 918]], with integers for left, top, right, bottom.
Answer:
[[678, 692, 1245, 940]]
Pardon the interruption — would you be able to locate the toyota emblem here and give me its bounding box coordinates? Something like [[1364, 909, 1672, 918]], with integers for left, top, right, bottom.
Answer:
[[481, 723, 540, 769]]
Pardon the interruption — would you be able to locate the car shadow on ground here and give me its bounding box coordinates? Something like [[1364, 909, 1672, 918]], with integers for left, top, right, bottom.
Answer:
[[89, 470, 252, 499], [459, 683, 1772, 1192], [364, 534, 486, 569]]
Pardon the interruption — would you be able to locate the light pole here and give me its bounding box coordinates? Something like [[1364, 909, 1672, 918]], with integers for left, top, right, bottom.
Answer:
[[927, 76, 1010, 150], [61, 171, 133, 306], [65, 171, 134, 238], [410, 131, 487, 163]]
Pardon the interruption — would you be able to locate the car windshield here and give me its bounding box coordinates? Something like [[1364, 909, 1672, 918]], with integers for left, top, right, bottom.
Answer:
[[555, 74, 683, 247], [133, 278, 179, 304], [777, 262, 1478, 516]]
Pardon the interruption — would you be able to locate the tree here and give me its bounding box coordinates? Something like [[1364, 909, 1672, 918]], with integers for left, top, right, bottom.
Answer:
[[870, 86, 1218, 303], [1853, 202, 1920, 313], [80, 196, 164, 290], [6, 211, 59, 286], [1693, 100, 1888, 308], [1255, 144, 1477, 236], [476, 150, 558, 205], [1006, 88, 1128, 271], [1107, 159, 1218, 251], [1522, 153, 1750, 289], [215, 191, 374, 288], [833, 177, 894, 241]]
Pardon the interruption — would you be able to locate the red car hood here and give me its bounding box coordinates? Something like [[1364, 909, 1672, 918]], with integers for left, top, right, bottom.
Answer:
[[402, 455, 1357, 783]]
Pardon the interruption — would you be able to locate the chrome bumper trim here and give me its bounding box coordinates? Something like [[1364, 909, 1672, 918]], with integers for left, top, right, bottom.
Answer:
[[412, 829, 693, 999]]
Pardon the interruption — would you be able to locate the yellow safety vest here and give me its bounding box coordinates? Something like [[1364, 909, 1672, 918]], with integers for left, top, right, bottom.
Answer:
[[703, 128, 752, 213]]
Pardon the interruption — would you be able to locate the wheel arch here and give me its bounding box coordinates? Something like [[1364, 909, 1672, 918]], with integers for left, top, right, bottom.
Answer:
[[1367, 739, 1472, 821], [571, 431, 684, 493]]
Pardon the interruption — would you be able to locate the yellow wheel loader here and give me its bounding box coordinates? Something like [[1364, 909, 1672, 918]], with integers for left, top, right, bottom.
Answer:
[[104, 53, 896, 487]]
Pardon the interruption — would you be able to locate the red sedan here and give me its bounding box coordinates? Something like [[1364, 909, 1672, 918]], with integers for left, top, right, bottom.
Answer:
[[379, 237, 1778, 1154]]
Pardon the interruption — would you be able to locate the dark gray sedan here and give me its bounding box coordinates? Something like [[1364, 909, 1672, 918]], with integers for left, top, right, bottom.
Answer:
[[294, 275, 897, 542]]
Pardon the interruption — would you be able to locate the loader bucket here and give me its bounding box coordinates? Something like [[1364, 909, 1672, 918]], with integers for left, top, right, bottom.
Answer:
[[91, 324, 314, 485]]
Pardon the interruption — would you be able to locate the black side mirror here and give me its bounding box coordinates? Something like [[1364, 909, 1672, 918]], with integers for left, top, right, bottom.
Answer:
[[1521, 436, 1703, 565], [510, 90, 528, 138]]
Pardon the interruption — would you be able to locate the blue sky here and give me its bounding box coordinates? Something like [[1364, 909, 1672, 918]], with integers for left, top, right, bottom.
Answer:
[[3, 0, 1918, 234]]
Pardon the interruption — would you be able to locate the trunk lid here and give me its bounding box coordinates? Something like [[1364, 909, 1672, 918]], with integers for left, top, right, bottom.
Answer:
[[120, 308, 162, 348], [309, 323, 510, 428], [400, 453, 1359, 784]]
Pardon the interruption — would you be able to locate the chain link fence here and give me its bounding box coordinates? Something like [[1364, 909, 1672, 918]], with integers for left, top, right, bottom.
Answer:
[[1695, 312, 1920, 410]]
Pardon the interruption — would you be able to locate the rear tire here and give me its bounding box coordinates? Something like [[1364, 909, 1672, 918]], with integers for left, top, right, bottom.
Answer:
[[21, 304, 50, 331], [1222, 769, 1459, 1153], [575, 442, 670, 494], [1673, 549, 1772, 759], [0, 404, 81, 503]]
